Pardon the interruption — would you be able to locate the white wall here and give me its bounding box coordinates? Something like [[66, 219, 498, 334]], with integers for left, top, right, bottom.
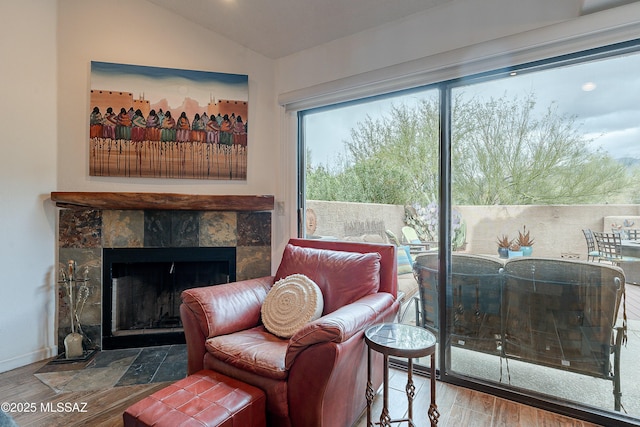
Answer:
[[0, 1, 58, 372], [0, 0, 284, 373], [57, 0, 279, 197], [56, 0, 289, 243], [56, 1, 290, 273]]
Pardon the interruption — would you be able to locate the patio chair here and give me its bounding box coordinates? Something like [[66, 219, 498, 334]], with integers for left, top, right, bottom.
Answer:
[[401, 225, 435, 254], [593, 231, 640, 266], [582, 228, 600, 261], [612, 228, 640, 240], [628, 229, 640, 240], [384, 229, 402, 246], [385, 230, 420, 322], [413, 252, 503, 349], [502, 257, 626, 411]]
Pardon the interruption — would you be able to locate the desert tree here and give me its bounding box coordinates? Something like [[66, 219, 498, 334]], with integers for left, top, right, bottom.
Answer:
[[306, 92, 635, 206]]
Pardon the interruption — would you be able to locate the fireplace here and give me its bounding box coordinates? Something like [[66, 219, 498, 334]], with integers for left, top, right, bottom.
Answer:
[[53, 192, 274, 354], [102, 247, 236, 349]]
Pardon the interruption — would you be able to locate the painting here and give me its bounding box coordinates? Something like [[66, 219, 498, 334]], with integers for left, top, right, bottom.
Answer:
[[89, 61, 248, 180]]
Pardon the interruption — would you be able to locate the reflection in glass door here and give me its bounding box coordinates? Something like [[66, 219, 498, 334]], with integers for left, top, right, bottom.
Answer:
[[448, 49, 640, 419], [299, 88, 441, 373]]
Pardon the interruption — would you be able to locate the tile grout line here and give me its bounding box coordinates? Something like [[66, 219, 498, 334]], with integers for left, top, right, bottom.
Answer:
[[148, 346, 171, 383], [114, 348, 143, 386]]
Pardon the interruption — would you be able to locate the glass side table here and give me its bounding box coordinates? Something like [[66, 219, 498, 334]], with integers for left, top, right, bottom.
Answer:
[[365, 323, 439, 427]]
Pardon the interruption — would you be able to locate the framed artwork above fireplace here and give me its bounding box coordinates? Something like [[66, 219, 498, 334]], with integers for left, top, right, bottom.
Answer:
[[89, 61, 249, 180]]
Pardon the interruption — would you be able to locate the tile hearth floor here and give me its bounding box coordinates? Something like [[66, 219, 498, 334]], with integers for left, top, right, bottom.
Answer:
[[34, 345, 187, 393]]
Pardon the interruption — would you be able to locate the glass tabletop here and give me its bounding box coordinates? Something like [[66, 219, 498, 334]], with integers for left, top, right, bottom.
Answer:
[[365, 323, 437, 358]]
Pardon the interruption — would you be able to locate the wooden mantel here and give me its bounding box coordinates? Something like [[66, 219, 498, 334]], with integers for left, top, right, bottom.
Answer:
[[50, 192, 275, 211]]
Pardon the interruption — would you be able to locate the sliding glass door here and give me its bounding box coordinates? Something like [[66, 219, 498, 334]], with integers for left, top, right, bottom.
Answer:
[[445, 46, 640, 420], [298, 41, 640, 424]]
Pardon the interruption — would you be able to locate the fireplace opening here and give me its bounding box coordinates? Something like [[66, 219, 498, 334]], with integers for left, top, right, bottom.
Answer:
[[102, 247, 236, 349]]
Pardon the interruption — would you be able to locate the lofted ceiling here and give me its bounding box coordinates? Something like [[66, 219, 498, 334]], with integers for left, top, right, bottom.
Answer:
[[145, 0, 636, 59], [145, 0, 451, 59]]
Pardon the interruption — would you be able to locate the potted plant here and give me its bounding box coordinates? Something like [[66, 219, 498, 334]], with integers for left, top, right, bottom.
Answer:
[[508, 242, 523, 258], [516, 225, 535, 256], [496, 235, 511, 259]]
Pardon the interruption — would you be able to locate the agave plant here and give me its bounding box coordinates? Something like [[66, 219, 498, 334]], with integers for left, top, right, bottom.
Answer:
[[496, 235, 511, 249], [516, 225, 535, 247]]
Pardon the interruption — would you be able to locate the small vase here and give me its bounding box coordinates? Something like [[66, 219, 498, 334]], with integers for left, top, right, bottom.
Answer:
[[508, 250, 524, 259], [521, 246, 533, 256], [498, 247, 509, 259]]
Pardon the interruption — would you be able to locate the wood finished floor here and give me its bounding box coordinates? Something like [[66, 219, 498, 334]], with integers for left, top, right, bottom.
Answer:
[[5, 285, 636, 426], [1, 358, 602, 427], [354, 368, 602, 427], [624, 283, 640, 321]]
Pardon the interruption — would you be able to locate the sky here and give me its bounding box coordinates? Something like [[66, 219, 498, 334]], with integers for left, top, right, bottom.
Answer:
[[304, 48, 640, 167], [90, 61, 248, 109]]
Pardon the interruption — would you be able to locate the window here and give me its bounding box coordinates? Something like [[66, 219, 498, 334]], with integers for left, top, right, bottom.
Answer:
[[298, 41, 640, 424]]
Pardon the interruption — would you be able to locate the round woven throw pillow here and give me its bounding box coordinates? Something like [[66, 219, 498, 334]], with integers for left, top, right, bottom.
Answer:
[[261, 274, 324, 338]]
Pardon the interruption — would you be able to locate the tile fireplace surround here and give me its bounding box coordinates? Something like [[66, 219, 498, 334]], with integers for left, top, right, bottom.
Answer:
[[51, 192, 274, 353]]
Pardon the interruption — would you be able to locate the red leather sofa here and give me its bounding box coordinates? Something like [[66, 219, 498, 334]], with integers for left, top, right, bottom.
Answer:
[[180, 238, 400, 427]]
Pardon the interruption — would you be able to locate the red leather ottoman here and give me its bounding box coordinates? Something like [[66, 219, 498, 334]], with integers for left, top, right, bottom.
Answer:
[[123, 370, 266, 427]]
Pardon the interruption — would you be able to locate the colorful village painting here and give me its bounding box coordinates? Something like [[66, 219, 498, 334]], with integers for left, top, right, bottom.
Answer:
[[89, 61, 248, 180]]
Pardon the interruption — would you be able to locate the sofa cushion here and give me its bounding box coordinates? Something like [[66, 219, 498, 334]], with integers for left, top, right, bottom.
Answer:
[[397, 245, 413, 275], [261, 274, 324, 338], [397, 273, 418, 304], [275, 243, 381, 314], [206, 325, 289, 380]]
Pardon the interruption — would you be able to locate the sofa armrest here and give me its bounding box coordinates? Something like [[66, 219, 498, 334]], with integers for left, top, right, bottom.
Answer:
[[285, 292, 396, 368], [180, 303, 207, 375], [181, 276, 273, 339]]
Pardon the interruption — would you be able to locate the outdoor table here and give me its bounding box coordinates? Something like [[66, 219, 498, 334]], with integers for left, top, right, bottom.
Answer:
[[620, 240, 640, 284], [621, 239, 640, 257]]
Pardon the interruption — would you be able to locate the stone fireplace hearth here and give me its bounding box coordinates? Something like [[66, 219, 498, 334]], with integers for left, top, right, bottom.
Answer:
[[52, 192, 274, 353]]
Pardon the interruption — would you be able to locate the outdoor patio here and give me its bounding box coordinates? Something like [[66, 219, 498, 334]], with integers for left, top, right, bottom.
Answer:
[[306, 201, 640, 260], [307, 199, 640, 421]]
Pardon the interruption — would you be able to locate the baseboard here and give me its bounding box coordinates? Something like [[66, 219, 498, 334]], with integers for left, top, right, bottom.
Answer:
[[0, 345, 57, 374]]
